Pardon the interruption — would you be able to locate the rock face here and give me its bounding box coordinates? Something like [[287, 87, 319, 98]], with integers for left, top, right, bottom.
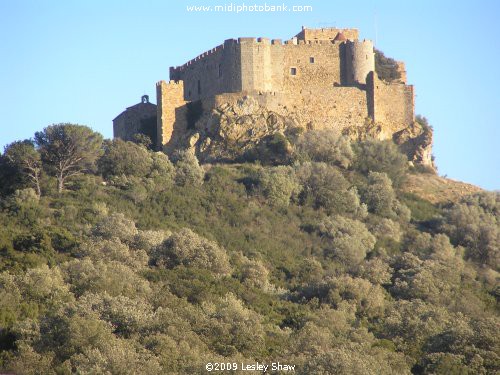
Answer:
[[187, 96, 302, 162], [181, 95, 433, 166], [343, 119, 435, 168], [393, 121, 434, 167]]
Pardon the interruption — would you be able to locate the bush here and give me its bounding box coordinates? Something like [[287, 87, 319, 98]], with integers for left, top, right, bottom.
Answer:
[[91, 213, 138, 244], [174, 150, 204, 187], [256, 166, 300, 207], [375, 49, 401, 82], [98, 139, 153, 178], [297, 162, 367, 217], [152, 228, 231, 276], [149, 152, 175, 180], [362, 172, 410, 222], [354, 140, 408, 186], [294, 131, 354, 169], [240, 257, 270, 289], [317, 216, 376, 267], [441, 192, 499, 269]]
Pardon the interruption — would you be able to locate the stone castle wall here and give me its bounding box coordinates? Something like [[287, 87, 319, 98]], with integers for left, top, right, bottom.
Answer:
[[295, 27, 359, 41], [169, 36, 378, 100], [170, 37, 352, 99], [113, 101, 157, 143], [345, 40, 375, 85], [156, 80, 187, 150], [368, 72, 414, 137], [282, 41, 342, 92], [156, 28, 415, 155], [169, 39, 242, 101]]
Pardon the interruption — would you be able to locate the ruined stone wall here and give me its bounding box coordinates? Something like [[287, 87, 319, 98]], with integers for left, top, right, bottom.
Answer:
[[156, 80, 188, 150], [295, 27, 359, 41], [369, 73, 414, 136]]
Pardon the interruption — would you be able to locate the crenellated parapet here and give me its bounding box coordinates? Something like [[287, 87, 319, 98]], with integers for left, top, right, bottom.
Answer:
[[295, 26, 359, 41], [149, 27, 418, 159]]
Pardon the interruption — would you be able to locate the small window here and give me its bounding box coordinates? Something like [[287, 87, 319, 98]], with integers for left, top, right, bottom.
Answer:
[[197, 80, 201, 95], [290, 67, 297, 76], [309, 57, 315, 63], [188, 90, 192, 97], [218, 64, 222, 77]]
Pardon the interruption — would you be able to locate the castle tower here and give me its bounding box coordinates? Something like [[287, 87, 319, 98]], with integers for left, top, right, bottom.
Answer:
[[345, 40, 375, 85], [156, 80, 187, 151]]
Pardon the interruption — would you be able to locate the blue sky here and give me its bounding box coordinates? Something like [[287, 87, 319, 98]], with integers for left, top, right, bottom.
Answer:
[[0, 0, 498, 190]]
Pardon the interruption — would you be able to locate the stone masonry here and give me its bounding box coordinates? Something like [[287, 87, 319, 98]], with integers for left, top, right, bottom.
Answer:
[[115, 27, 431, 166]]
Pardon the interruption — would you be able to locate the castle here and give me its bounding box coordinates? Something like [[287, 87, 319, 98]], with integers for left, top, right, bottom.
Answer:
[[114, 27, 431, 165]]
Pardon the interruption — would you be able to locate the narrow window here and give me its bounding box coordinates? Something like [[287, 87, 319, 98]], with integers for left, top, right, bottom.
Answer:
[[309, 56, 315, 63], [188, 90, 192, 98], [290, 67, 297, 76], [197, 80, 201, 95], [218, 64, 222, 77]]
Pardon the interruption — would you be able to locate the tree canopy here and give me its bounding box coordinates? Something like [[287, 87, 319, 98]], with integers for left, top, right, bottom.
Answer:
[[35, 124, 103, 192]]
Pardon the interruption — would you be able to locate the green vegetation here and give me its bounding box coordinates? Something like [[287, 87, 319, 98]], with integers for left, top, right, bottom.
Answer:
[[0, 125, 498, 374], [375, 49, 402, 82]]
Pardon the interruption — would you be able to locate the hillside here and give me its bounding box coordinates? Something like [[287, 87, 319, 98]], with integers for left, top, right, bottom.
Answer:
[[403, 173, 483, 204], [0, 125, 498, 374]]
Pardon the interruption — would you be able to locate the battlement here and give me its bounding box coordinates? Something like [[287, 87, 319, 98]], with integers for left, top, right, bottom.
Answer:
[[171, 43, 225, 73], [118, 26, 420, 164], [295, 27, 359, 41], [156, 80, 183, 87], [172, 37, 283, 74]]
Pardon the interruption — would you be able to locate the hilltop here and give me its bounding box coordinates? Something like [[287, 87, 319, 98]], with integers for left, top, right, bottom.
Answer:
[[115, 27, 434, 169], [0, 124, 498, 374]]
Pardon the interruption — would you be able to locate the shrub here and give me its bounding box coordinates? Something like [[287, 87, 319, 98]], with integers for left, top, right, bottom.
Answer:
[[256, 166, 300, 207], [98, 139, 153, 178], [294, 131, 354, 169], [441, 192, 499, 269], [240, 257, 270, 289], [317, 216, 376, 267], [375, 49, 401, 82], [174, 150, 204, 187], [297, 162, 366, 217], [354, 140, 408, 186], [91, 213, 138, 244], [362, 172, 411, 222], [152, 228, 231, 276], [149, 152, 175, 180], [369, 218, 402, 242]]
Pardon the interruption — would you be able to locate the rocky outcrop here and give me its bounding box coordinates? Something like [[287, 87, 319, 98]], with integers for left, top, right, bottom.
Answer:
[[184, 96, 303, 162], [179, 95, 433, 166], [393, 121, 434, 168], [343, 119, 435, 169]]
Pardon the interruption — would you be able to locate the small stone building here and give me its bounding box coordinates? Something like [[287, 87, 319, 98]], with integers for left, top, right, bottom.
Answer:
[[113, 95, 157, 147]]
